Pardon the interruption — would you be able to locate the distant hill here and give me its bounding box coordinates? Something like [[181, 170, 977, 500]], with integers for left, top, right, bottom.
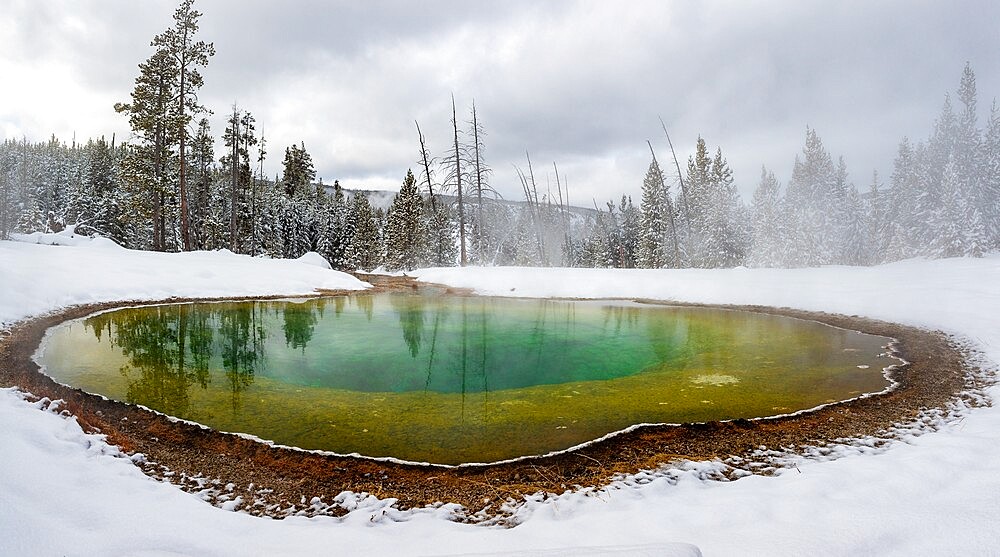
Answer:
[[323, 185, 601, 221]]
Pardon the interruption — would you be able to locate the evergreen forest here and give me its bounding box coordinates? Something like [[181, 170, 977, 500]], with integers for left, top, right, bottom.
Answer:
[[2, 1, 997, 271]]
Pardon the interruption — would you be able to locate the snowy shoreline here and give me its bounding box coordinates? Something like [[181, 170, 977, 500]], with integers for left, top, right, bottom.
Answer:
[[2, 239, 999, 556]]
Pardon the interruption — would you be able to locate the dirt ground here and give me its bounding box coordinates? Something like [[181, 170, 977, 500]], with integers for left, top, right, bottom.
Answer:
[[0, 275, 979, 522]]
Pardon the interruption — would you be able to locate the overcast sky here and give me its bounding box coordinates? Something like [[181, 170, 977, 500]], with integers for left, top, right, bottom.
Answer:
[[2, 0, 998, 203]]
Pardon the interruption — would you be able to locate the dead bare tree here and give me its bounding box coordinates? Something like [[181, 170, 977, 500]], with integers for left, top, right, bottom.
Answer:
[[553, 162, 572, 266], [468, 101, 493, 265], [659, 116, 691, 234], [415, 120, 438, 213], [514, 163, 542, 265], [524, 152, 547, 264], [450, 94, 467, 266], [417, 119, 452, 266]]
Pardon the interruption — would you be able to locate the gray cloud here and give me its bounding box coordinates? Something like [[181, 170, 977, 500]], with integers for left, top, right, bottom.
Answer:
[[2, 0, 998, 202]]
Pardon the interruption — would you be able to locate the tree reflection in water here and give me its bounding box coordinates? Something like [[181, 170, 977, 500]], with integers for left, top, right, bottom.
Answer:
[[354, 294, 374, 321], [83, 302, 278, 414], [220, 304, 265, 408], [390, 294, 425, 358], [282, 303, 318, 350], [85, 305, 213, 416]]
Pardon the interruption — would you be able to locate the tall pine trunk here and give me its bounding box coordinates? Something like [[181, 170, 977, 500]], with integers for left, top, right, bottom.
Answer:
[[178, 40, 190, 251], [230, 106, 239, 252]]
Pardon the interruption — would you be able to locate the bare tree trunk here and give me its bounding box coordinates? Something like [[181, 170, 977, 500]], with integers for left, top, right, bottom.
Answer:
[[525, 152, 546, 264], [471, 101, 484, 264], [515, 166, 535, 261], [416, 120, 443, 264], [451, 95, 466, 266], [563, 174, 572, 264], [553, 162, 571, 266], [659, 116, 691, 234], [415, 121, 437, 212]]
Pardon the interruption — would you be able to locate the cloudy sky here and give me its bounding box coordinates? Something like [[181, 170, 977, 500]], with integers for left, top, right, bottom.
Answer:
[[2, 0, 997, 203]]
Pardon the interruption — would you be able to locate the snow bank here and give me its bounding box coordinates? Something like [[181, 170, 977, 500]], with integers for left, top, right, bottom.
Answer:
[[296, 251, 333, 270], [10, 226, 122, 249], [3, 241, 1000, 556], [412, 258, 1000, 335], [0, 240, 369, 329]]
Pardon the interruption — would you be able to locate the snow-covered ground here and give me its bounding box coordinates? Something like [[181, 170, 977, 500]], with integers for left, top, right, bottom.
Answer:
[[2, 237, 999, 556]]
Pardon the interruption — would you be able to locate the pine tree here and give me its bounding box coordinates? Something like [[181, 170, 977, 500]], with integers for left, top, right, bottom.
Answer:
[[933, 159, 974, 257], [188, 118, 214, 250], [684, 136, 714, 263], [866, 170, 889, 265], [152, 0, 214, 251], [785, 127, 837, 266], [747, 166, 784, 267], [829, 156, 851, 264], [954, 63, 980, 197], [982, 101, 1000, 249], [320, 181, 355, 269], [424, 197, 456, 267], [298, 181, 328, 257], [246, 129, 268, 256], [884, 138, 920, 260], [384, 169, 427, 271], [914, 95, 958, 255], [253, 176, 286, 258], [952, 63, 988, 250], [350, 192, 383, 271], [115, 46, 179, 251], [221, 106, 257, 252], [700, 147, 745, 267], [841, 183, 867, 266], [70, 137, 127, 243], [618, 195, 639, 268], [579, 211, 609, 268], [637, 161, 666, 268], [281, 143, 316, 198], [0, 143, 17, 239]]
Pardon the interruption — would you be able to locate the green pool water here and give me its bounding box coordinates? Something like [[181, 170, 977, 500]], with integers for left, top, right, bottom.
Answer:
[[37, 294, 892, 465]]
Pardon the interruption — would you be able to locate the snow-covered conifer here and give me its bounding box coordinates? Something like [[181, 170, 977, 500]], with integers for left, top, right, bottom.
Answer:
[[384, 169, 427, 271], [747, 166, 784, 267]]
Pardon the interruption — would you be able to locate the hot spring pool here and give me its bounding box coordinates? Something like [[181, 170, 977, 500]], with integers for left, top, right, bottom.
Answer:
[[37, 294, 892, 464]]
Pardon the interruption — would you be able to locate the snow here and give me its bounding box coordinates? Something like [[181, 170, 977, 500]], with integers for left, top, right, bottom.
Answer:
[[2, 240, 1000, 556], [0, 237, 369, 330], [10, 226, 123, 249], [296, 251, 333, 270]]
